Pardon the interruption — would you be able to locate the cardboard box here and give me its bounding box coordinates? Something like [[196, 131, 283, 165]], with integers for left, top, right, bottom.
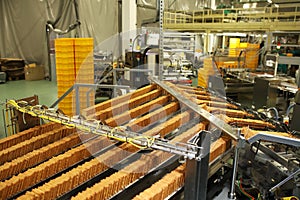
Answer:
[[25, 63, 45, 81]]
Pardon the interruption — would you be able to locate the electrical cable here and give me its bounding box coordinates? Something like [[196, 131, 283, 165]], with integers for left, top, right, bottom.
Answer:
[[238, 178, 255, 200], [6, 100, 156, 150], [6, 99, 201, 160]]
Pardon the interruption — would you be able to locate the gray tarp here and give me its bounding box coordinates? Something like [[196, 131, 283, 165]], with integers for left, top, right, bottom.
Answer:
[[0, 0, 118, 75]]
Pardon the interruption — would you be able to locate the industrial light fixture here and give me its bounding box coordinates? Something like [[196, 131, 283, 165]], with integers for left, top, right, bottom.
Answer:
[[216, 32, 247, 37]]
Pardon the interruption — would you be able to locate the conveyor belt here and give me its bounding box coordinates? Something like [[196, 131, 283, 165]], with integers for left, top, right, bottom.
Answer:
[[1, 82, 298, 200]]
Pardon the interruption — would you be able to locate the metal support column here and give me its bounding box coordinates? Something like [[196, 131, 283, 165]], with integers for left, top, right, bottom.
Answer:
[[274, 53, 279, 77], [228, 129, 242, 200], [266, 30, 272, 53], [184, 131, 211, 200], [159, 0, 164, 81], [75, 84, 80, 115], [205, 30, 210, 53], [113, 69, 117, 97], [222, 35, 226, 51]]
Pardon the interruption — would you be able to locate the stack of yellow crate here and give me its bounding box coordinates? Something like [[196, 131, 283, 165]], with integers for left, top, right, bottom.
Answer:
[[229, 38, 240, 57], [198, 57, 218, 88], [240, 42, 248, 49], [74, 38, 95, 113], [55, 38, 94, 116], [245, 43, 259, 70]]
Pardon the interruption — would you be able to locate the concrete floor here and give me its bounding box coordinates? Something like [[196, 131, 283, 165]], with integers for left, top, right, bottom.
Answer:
[[0, 80, 57, 138]]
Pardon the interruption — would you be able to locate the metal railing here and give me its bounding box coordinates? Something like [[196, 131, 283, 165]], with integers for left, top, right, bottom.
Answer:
[[164, 5, 300, 27]]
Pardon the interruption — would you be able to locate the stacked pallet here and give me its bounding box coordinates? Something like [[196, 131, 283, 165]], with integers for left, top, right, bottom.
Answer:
[[55, 38, 94, 116], [0, 58, 25, 80]]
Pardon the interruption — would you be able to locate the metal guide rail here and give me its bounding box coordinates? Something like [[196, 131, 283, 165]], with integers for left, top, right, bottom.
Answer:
[[150, 76, 238, 141], [6, 99, 203, 161]]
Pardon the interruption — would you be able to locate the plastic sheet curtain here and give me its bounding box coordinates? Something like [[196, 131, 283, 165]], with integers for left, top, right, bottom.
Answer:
[[0, 0, 75, 67], [0, 0, 118, 70], [77, 0, 118, 48], [137, 0, 158, 27]]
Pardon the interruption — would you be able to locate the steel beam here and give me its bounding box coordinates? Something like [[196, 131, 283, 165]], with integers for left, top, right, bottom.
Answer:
[[184, 131, 211, 200]]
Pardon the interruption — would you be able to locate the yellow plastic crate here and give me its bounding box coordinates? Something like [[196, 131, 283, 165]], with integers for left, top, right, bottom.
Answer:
[[78, 64, 94, 70], [240, 43, 248, 48], [55, 38, 75, 45], [74, 38, 94, 46], [55, 51, 74, 57], [56, 70, 76, 77], [57, 85, 74, 93], [55, 45, 74, 52], [56, 59, 74, 65]]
